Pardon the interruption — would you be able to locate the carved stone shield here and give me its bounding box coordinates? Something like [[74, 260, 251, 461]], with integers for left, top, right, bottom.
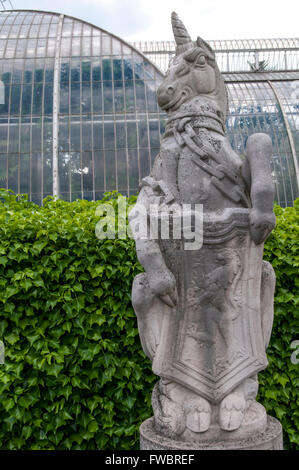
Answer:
[[153, 208, 268, 404]]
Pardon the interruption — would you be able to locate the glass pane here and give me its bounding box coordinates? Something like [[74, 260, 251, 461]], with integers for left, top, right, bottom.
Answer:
[[70, 121, 81, 151], [82, 82, 91, 113], [45, 59, 54, 82], [105, 149, 116, 191], [92, 59, 101, 81], [71, 59, 80, 82], [71, 82, 80, 114], [123, 58, 133, 80], [103, 81, 113, 113], [102, 58, 112, 80], [102, 35, 111, 55], [44, 84, 53, 114], [149, 120, 160, 149], [113, 59, 123, 81], [128, 148, 139, 194], [36, 39, 47, 57], [59, 118, 69, 151], [60, 83, 69, 114], [94, 150, 104, 192], [82, 37, 91, 57], [43, 117, 53, 156], [138, 119, 149, 148], [34, 67, 44, 83], [70, 151, 82, 197], [139, 147, 150, 179], [62, 22, 73, 37], [104, 122, 115, 150], [93, 120, 103, 149], [8, 119, 19, 152], [12, 63, 22, 84], [33, 83, 43, 114], [10, 84, 21, 114], [127, 121, 137, 148], [114, 84, 124, 112], [72, 22, 82, 36], [92, 36, 101, 56], [135, 79, 145, 112], [60, 61, 70, 84], [81, 61, 91, 81], [145, 81, 158, 112], [20, 154, 30, 194], [82, 118, 92, 151], [125, 80, 134, 112], [32, 120, 42, 152], [21, 84, 32, 115], [0, 155, 7, 188], [61, 37, 71, 57], [58, 152, 70, 197], [5, 39, 17, 59], [116, 121, 126, 149], [0, 123, 8, 152], [47, 39, 56, 57], [83, 151, 93, 194], [116, 149, 128, 192], [43, 154, 52, 194], [71, 37, 81, 56], [31, 153, 42, 196], [26, 39, 37, 58], [92, 82, 102, 113]]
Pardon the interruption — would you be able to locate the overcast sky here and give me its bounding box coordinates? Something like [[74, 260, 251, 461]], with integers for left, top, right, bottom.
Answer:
[[10, 0, 299, 42]]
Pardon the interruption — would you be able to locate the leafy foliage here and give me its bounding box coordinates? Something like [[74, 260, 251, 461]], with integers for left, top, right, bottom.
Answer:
[[0, 190, 297, 449], [258, 199, 299, 449]]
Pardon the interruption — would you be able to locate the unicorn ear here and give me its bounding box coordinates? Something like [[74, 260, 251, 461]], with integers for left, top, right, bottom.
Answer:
[[171, 12, 192, 46], [196, 36, 215, 59]]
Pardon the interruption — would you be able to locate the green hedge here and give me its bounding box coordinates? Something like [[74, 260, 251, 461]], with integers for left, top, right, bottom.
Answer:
[[0, 190, 298, 450], [258, 200, 299, 448]]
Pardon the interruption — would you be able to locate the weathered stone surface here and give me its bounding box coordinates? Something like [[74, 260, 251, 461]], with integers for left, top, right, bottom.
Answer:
[[140, 415, 283, 450], [130, 12, 282, 450]]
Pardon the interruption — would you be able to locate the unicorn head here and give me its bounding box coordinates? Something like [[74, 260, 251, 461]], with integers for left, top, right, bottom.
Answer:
[[157, 13, 228, 125]]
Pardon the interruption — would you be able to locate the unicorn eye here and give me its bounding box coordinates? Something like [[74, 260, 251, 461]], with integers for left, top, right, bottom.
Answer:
[[175, 63, 190, 77], [196, 55, 207, 67]]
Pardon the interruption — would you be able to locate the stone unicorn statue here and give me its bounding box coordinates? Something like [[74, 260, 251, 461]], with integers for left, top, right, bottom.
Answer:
[[130, 13, 280, 447]]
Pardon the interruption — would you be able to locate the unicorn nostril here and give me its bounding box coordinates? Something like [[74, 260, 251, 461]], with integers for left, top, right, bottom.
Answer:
[[167, 86, 174, 95]]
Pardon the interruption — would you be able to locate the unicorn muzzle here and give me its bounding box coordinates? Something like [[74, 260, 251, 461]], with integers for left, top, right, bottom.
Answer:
[[157, 85, 176, 108]]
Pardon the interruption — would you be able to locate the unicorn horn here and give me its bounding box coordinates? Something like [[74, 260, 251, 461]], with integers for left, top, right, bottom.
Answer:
[[171, 12, 192, 46]]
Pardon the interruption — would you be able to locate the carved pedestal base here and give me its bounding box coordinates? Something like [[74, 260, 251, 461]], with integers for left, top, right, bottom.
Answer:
[[140, 415, 283, 450]]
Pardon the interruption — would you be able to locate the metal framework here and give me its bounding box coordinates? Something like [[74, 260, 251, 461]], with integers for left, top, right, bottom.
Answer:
[[131, 39, 299, 74], [0, 10, 165, 203], [0, 1, 13, 11], [268, 80, 299, 189]]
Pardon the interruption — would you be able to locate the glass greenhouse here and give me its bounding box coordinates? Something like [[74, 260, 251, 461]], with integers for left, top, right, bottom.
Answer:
[[0, 10, 298, 206], [0, 9, 165, 203]]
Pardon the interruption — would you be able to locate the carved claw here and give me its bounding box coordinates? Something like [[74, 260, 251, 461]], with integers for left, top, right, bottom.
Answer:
[[219, 392, 246, 431], [159, 294, 176, 308], [152, 383, 185, 437], [148, 269, 177, 307], [185, 397, 211, 433], [249, 209, 276, 245]]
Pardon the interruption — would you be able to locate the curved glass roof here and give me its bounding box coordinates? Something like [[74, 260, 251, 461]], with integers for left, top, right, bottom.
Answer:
[[226, 80, 299, 206], [0, 10, 165, 202], [0, 10, 298, 207]]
